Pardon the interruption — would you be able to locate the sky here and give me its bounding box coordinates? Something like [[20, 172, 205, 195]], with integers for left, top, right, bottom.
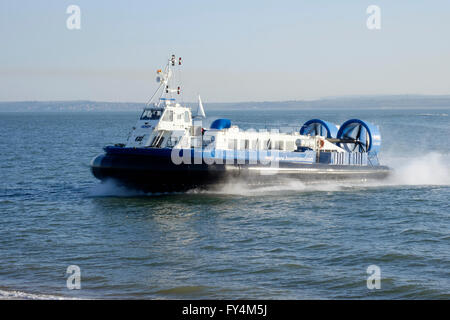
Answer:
[[0, 0, 449, 102]]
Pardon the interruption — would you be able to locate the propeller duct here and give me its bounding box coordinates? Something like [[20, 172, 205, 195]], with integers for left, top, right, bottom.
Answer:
[[300, 119, 339, 138], [336, 119, 381, 153]]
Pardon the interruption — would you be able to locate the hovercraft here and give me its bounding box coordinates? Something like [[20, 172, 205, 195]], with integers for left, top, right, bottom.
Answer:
[[91, 55, 390, 192]]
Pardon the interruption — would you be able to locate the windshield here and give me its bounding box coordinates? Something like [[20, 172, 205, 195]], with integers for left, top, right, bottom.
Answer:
[[140, 109, 162, 120]]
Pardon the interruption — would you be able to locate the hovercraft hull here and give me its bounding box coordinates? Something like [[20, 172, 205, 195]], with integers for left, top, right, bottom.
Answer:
[[91, 147, 390, 193]]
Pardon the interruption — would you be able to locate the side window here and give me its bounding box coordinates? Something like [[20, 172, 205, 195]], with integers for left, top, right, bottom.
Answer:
[[162, 110, 173, 122]]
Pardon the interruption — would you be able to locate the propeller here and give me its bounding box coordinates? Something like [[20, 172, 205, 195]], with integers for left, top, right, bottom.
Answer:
[[335, 119, 380, 153], [339, 122, 369, 152]]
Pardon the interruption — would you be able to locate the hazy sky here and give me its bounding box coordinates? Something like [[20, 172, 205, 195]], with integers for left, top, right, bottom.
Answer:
[[1, 0, 449, 102]]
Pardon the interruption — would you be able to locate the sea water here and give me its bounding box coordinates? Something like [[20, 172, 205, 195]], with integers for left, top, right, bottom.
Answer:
[[0, 107, 448, 299]]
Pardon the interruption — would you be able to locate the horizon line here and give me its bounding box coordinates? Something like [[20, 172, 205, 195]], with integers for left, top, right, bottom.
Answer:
[[1, 93, 450, 105]]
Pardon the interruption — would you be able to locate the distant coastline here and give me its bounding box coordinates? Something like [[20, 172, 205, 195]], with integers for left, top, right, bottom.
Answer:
[[1, 95, 450, 112]]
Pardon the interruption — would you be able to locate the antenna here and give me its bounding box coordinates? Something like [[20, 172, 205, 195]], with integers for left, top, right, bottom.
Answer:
[[146, 54, 182, 107]]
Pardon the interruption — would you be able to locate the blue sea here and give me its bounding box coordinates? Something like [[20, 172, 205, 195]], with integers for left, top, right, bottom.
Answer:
[[0, 107, 449, 299]]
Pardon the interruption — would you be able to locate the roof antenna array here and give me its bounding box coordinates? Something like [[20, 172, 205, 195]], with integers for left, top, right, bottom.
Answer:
[[147, 54, 183, 106]]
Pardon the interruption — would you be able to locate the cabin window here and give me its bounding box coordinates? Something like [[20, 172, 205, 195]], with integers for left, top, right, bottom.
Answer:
[[135, 135, 144, 142], [184, 111, 190, 122], [151, 111, 161, 120], [162, 110, 174, 122]]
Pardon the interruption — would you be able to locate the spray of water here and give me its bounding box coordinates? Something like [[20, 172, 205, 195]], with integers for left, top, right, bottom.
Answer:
[[383, 152, 449, 186], [195, 152, 449, 196]]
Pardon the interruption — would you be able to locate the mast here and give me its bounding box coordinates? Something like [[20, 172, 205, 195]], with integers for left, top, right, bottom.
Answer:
[[146, 54, 182, 107]]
